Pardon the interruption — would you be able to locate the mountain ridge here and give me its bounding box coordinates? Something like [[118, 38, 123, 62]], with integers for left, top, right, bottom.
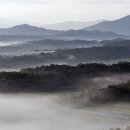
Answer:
[[42, 19, 106, 30], [55, 29, 126, 40], [0, 24, 61, 35], [0, 24, 127, 40], [84, 15, 130, 36]]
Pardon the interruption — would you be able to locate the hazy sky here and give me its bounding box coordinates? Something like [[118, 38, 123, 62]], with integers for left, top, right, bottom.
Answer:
[[0, 0, 130, 24]]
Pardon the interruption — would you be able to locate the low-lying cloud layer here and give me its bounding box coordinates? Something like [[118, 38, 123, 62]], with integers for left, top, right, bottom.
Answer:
[[0, 74, 130, 130], [0, 93, 129, 130]]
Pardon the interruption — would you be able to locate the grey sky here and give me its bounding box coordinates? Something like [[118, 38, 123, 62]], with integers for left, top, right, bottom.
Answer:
[[0, 0, 130, 24]]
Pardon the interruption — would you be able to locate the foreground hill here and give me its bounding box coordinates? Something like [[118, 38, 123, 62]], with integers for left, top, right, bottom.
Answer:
[[84, 15, 130, 36], [0, 62, 130, 101], [91, 80, 130, 104]]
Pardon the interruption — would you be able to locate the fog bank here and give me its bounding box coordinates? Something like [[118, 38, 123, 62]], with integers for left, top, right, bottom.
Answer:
[[0, 94, 129, 130]]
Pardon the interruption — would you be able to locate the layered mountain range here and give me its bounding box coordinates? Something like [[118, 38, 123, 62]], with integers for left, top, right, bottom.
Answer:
[[84, 15, 130, 36]]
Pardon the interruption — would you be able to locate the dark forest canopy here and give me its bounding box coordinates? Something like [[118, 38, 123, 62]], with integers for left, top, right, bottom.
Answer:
[[0, 62, 130, 93]]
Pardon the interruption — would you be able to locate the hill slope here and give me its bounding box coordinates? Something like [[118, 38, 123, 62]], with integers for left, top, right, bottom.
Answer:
[[84, 15, 130, 36], [0, 24, 61, 35], [56, 30, 125, 40], [43, 20, 105, 30]]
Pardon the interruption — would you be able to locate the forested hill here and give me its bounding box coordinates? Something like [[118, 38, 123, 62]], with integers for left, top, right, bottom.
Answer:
[[0, 62, 130, 93], [1, 45, 130, 69], [21, 62, 130, 74]]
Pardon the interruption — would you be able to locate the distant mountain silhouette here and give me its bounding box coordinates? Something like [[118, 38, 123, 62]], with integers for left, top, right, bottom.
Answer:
[[0, 24, 126, 40], [84, 15, 130, 36], [43, 20, 105, 30], [0, 24, 61, 35], [56, 30, 125, 40]]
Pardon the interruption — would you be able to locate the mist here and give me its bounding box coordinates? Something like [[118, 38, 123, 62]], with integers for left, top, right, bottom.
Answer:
[[0, 62, 130, 130], [87, 74, 130, 89], [0, 73, 130, 130], [0, 94, 129, 130]]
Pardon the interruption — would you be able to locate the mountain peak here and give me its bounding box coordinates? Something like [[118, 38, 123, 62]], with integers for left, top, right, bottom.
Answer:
[[12, 24, 40, 29], [0, 24, 60, 35]]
